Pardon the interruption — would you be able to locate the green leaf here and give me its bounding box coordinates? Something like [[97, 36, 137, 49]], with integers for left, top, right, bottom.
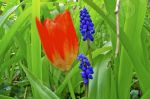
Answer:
[[110, 70, 117, 99], [89, 56, 111, 99], [0, 49, 23, 76], [84, 0, 150, 92], [141, 28, 150, 71], [0, 7, 31, 60], [122, 0, 149, 92], [0, 95, 15, 99], [91, 46, 112, 58], [118, 49, 133, 99], [104, 0, 115, 15], [0, 5, 19, 27], [21, 65, 60, 99], [41, 57, 50, 88], [31, 0, 42, 99], [141, 89, 150, 99]]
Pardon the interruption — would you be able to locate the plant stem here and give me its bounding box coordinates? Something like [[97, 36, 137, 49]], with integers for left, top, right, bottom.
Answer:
[[66, 72, 76, 99], [85, 84, 88, 99], [85, 39, 93, 99], [87, 39, 93, 65], [114, 0, 120, 58], [68, 80, 76, 99]]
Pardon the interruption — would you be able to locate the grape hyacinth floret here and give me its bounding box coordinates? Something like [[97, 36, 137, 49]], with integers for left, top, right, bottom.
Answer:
[[77, 54, 94, 84], [80, 7, 95, 41]]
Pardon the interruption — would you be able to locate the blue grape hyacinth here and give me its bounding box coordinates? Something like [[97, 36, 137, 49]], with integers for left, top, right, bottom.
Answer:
[[77, 54, 94, 84], [80, 7, 95, 41]]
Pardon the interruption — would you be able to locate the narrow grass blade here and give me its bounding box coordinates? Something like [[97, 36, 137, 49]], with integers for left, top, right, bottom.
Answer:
[[0, 7, 31, 59], [0, 5, 19, 27]]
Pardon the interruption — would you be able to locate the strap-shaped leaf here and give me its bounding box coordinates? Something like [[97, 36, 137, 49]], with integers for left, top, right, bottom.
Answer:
[[21, 65, 59, 99]]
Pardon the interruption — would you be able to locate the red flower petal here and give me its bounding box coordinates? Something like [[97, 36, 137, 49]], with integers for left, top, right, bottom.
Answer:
[[55, 10, 78, 51], [36, 17, 54, 62], [35, 10, 78, 71], [43, 19, 66, 60]]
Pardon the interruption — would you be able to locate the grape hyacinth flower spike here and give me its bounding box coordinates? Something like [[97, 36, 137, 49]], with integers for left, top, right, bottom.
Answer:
[[77, 54, 94, 84], [80, 7, 95, 41]]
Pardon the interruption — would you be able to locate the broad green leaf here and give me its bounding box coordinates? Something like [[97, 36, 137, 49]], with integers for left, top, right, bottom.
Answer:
[[0, 95, 15, 99], [21, 65, 59, 99], [92, 46, 112, 58], [104, 0, 115, 15], [118, 48, 133, 99], [122, 0, 149, 93], [84, 0, 115, 30], [141, 28, 150, 71], [89, 56, 111, 99], [110, 70, 117, 99], [141, 89, 150, 99]]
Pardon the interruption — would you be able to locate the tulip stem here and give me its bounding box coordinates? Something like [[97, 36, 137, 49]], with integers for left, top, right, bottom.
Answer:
[[68, 80, 76, 99], [66, 72, 76, 99]]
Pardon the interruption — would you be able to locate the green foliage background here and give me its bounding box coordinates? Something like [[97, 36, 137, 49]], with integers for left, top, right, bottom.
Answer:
[[0, 0, 150, 99]]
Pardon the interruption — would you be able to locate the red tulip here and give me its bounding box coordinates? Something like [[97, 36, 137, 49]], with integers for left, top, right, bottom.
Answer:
[[35, 10, 78, 71]]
